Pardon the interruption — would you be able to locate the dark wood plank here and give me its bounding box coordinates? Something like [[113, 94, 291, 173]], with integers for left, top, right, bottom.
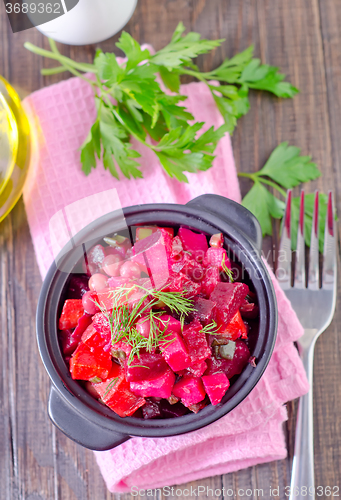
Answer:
[[0, 0, 340, 498]]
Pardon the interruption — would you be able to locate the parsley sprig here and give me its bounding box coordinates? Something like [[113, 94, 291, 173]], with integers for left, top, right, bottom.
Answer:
[[239, 142, 330, 252], [24, 24, 297, 182]]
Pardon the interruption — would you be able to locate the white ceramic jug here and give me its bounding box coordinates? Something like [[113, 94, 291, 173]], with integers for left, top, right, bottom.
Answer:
[[34, 0, 138, 45]]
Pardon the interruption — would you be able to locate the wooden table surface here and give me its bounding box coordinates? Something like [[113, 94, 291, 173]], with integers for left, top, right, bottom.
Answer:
[[1, 1, 340, 499]]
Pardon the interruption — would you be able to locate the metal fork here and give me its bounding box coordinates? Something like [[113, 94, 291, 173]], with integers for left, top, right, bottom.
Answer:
[[275, 190, 337, 500]]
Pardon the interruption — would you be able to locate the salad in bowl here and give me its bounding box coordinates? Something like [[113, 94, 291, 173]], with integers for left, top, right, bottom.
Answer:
[[36, 195, 277, 450]]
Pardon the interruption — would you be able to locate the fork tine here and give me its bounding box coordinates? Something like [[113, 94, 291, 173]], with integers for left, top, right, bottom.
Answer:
[[322, 191, 336, 290], [276, 189, 292, 289], [294, 191, 306, 288], [308, 190, 320, 290]]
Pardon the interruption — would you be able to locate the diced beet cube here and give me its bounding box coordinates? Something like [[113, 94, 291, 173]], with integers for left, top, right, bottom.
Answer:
[[201, 266, 221, 297], [72, 313, 93, 343], [178, 227, 208, 262], [194, 297, 215, 325], [170, 252, 204, 282], [70, 343, 112, 381], [93, 365, 145, 417], [67, 274, 89, 300], [202, 373, 230, 405], [59, 329, 79, 356], [59, 299, 84, 330], [172, 376, 206, 407], [182, 319, 211, 364], [159, 400, 188, 418], [205, 340, 250, 378], [126, 352, 169, 382], [158, 315, 191, 371], [220, 310, 248, 340], [131, 229, 172, 289], [142, 399, 162, 419], [177, 360, 207, 378], [130, 367, 175, 399], [203, 247, 230, 269], [210, 282, 249, 328], [240, 300, 259, 319], [93, 312, 111, 338], [167, 273, 202, 298]]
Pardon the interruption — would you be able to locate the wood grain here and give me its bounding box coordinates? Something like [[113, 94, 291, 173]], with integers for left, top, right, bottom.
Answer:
[[0, 0, 340, 499]]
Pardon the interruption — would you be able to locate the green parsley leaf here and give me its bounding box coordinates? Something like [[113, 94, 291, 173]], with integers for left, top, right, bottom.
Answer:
[[159, 66, 181, 93], [242, 181, 285, 236], [26, 24, 299, 181], [116, 32, 151, 71], [151, 23, 224, 70], [257, 142, 321, 188], [239, 59, 299, 98]]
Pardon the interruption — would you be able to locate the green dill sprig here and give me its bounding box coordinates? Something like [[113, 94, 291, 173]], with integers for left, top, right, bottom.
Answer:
[[103, 377, 119, 397], [94, 285, 185, 364], [200, 320, 219, 335], [221, 254, 234, 282]]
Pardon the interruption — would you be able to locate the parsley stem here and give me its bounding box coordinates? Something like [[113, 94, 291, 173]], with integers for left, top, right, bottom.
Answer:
[[24, 42, 97, 74], [256, 177, 287, 197], [178, 67, 208, 83], [238, 172, 287, 197]]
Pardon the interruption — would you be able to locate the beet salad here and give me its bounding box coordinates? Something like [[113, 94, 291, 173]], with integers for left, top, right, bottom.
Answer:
[[58, 226, 259, 419]]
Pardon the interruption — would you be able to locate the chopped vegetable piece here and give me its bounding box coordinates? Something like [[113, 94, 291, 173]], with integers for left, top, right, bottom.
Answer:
[[210, 282, 249, 328], [194, 297, 216, 325], [202, 373, 230, 405], [126, 352, 169, 382], [209, 233, 224, 248], [201, 265, 221, 297], [182, 319, 211, 364], [172, 376, 206, 407], [203, 247, 230, 269], [159, 315, 191, 371], [130, 367, 175, 399], [220, 310, 248, 340], [72, 313, 93, 343], [70, 343, 112, 381], [59, 299, 84, 330], [178, 227, 208, 262], [93, 364, 145, 417], [132, 230, 172, 288]]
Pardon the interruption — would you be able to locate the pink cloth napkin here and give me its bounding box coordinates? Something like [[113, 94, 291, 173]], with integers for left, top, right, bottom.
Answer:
[[22, 71, 309, 493]]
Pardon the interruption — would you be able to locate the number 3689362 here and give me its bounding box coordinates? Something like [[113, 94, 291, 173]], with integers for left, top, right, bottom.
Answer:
[[5, 3, 62, 14]]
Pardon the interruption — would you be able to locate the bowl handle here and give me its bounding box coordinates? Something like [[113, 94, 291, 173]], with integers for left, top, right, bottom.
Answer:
[[48, 385, 130, 451], [186, 194, 262, 255]]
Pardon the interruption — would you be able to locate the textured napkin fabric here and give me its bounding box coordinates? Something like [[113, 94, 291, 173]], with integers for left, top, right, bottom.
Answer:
[[23, 70, 309, 493]]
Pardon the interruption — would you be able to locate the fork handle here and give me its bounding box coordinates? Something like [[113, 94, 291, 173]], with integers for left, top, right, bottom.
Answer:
[[289, 333, 317, 500]]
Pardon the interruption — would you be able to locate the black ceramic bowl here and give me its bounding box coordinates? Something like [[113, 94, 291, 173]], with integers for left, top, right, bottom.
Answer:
[[36, 194, 277, 451]]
